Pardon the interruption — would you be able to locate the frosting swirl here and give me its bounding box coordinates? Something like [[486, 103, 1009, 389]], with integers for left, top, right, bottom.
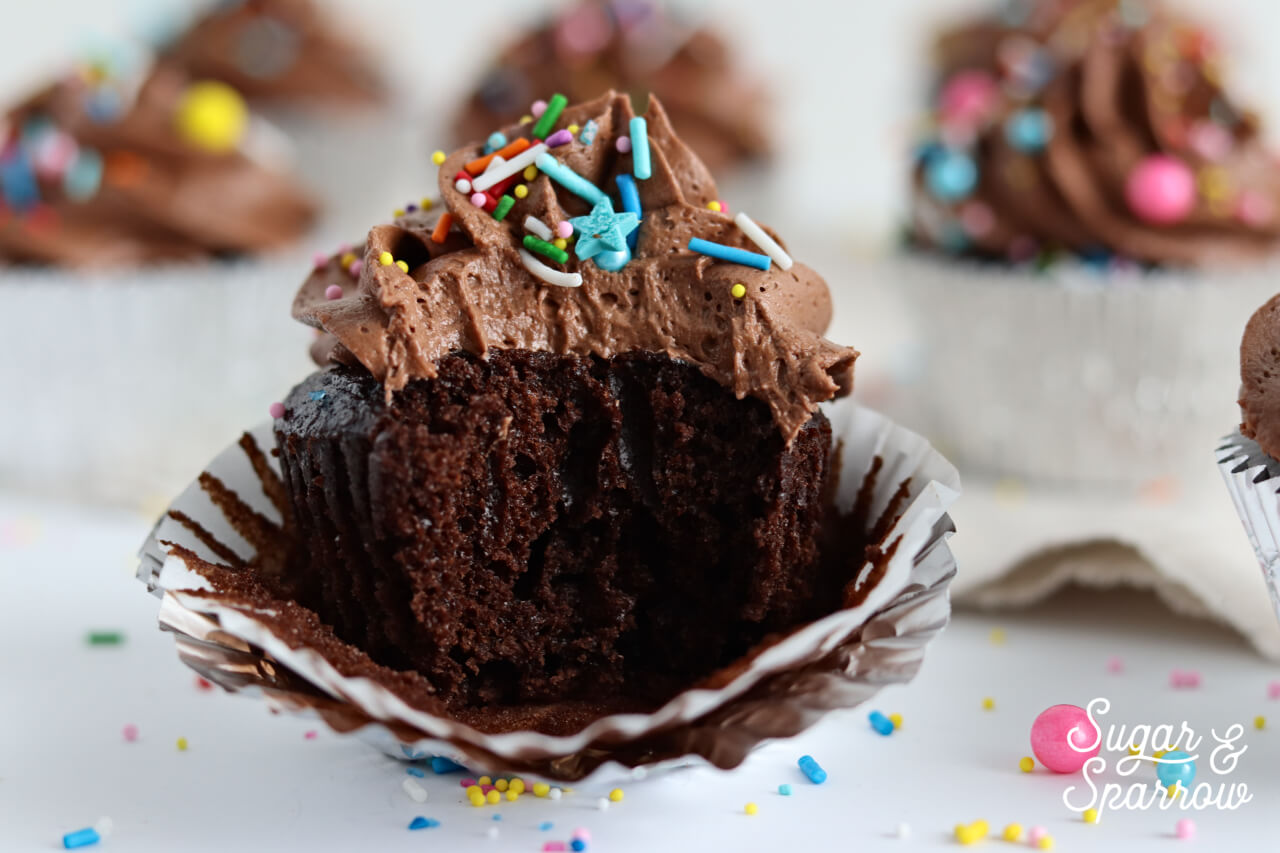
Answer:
[[909, 0, 1280, 267], [297, 92, 853, 441], [0, 55, 315, 266]]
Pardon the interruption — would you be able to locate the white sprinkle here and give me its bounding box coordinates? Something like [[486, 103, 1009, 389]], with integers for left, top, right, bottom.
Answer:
[[402, 778, 428, 803], [596, 797, 610, 811], [95, 817, 114, 838], [473, 143, 548, 192], [487, 826, 500, 840], [454, 177, 472, 194], [518, 248, 582, 288], [482, 155, 507, 175], [631, 766, 648, 781], [549, 787, 563, 801], [523, 215, 553, 241], [896, 822, 912, 840], [734, 211, 794, 271]]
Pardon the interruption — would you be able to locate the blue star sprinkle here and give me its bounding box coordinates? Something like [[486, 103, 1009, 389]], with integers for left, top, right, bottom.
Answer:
[[569, 197, 640, 263]]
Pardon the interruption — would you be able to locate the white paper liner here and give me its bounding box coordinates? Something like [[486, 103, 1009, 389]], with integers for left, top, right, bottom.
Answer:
[[894, 252, 1276, 488], [1216, 430, 1280, 629], [136, 399, 960, 781]]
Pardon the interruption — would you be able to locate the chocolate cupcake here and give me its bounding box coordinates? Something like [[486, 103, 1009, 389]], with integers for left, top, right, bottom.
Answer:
[[137, 92, 962, 777], [454, 0, 770, 176], [897, 0, 1280, 487]]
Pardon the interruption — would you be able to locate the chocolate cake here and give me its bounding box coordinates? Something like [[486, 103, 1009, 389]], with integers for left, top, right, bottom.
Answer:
[[273, 92, 857, 716]]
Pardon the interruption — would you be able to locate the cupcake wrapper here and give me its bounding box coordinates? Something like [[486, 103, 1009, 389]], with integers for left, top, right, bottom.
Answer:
[[895, 253, 1276, 488], [136, 399, 961, 782], [1217, 430, 1280, 624]]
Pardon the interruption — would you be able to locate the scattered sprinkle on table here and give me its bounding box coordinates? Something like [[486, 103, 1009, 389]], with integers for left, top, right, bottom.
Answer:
[[540, 821, 554, 831], [533, 782, 551, 797], [407, 767, 425, 778], [1269, 680, 1280, 699], [407, 816, 439, 830], [778, 784, 792, 796], [896, 822, 911, 839], [86, 630, 124, 646], [869, 710, 895, 735], [1019, 756, 1035, 773], [1176, 818, 1196, 840], [595, 797, 609, 811], [122, 724, 138, 742], [954, 819, 988, 845], [798, 755, 827, 784], [62, 827, 100, 849], [1170, 669, 1202, 689], [570, 840, 587, 852], [989, 628, 1006, 645], [889, 712, 904, 729], [1028, 825, 1048, 844], [608, 788, 624, 802], [744, 802, 759, 816], [1002, 823, 1023, 842], [1083, 808, 1099, 824], [176, 737, 188, 752], [303, 730, 317, 739], [487, 826, 500, 840], [1107, 655, 1125, 673], [982, 697, 995, 711], [431, 150, 445, 165], [403, 778, 428, 803], [194, 676, 213, 691], [1255, 715, 1267, 730]]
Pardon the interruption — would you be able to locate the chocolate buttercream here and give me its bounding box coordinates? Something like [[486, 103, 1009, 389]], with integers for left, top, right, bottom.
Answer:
[[0, 56, 315, 266], [297, 92, 854, 441], [1239, 293, 1280, 459], [910, 0, 1280, 267], [162, 0, 384, 107], [455, 0, 769, 175]]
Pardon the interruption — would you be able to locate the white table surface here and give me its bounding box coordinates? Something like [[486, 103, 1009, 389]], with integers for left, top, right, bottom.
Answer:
[[3, 494, 1280, 852]]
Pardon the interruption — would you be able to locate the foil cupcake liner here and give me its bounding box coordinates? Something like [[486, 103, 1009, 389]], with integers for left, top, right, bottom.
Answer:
[[1217, 430, 1280, 626], [136, 399, 961, 782], [895, 252, 1276, 489]]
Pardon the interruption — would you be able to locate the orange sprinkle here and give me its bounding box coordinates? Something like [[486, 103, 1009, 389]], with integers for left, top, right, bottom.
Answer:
[[105, 150, 148, 188], [464, 137, 532, 176], [431, 212, 453, 244]]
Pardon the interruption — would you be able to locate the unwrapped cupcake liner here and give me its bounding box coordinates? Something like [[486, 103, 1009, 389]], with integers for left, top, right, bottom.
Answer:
[[895, 252, 1276, 489], [1217, 430, 1280, 626], [136, 399, 961, 782]]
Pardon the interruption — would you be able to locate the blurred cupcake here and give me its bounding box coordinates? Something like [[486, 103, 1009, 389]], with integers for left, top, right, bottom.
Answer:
[[899, 0, 1280, 487], [0, 47, 318, 503]]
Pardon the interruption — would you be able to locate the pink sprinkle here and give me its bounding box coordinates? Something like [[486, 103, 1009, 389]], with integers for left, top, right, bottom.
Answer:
[[460, 778, 477, 788], [470, 192, 487, 208], [1268, 680, 1280, 700], [543, 844, 567, 852], [348, 259, 363, 276], [324, 284, 343, 300], [556, 221, 574, 239], [1028, 826, 1048, 844], [122, 724, 138, 742], [313, 252, 328, 269], [1106, 655, 1124, 674], [571, 828, 591, 841], [269, 402, 285, 419], [481, 785, 495, 794], [1176, 818, 1196, 840], [1171, 669, 1202, 689], [616, 135, 632, 153], [531, 100, 548, 118], [545, 129, 574, 148], [304, 730, 317, 740], [194, 676, 213, 691]]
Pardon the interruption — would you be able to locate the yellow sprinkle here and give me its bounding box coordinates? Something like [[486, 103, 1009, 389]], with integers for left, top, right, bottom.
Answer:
[[510, 778, 526, 795], [340, 252, 355, 267], [533, 782, 550, 797], [506, 789, 520, 802], [378, 251, 393, 266], [954, 820, 988, 845], [478, 776, 492, 786], [465, 785, 481, 797], [523, 165, 538, 181], [989, 628, 1006, 645], [176, 737, 188, 752], [514, 184, 529, 199], [431, 150, 446, 165], [495, 778, 509, 792], [1083, 808, 1099, 824], [421, 197, 433, 210], [744, 802, 758, 816], [1002, 823, 1023, 842], [982, 697, 995, 711], [486, 790, 501, 805], [1019, 756, 1035, 773], [520, 115, 533, 124], [469, 792, 485, 807], [395, 260, 409, 273], [609, 788, 624, 802], [1037, 836, 1054, 850], [730, 283, 746, 299], [707, 201, 722, 212], [1255, 715, 1266, 730], [393, 208, 405, 218], [175, 81, 247, 152], [888, 713, 903, 730], [568, 124, 580, 134]]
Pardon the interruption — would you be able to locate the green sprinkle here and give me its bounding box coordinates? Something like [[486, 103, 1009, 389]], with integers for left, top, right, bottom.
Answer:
[[87, 630, 125, 646], [492, 194, 515, 221], [522, 234, 569, 264], [532, 93, 568, 140]]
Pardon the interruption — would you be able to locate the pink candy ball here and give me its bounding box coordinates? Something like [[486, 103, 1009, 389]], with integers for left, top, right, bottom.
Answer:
[[556, 220, 574, 239], [1030, 704, 1099, 773], [531, 100, 548, 118], [1125, 155, 1196, 225], [616, 135, 632, 153], [324, 284, 343, 300], [470, 192, 487, 208], [269, 402, 286, 419], [122, 724, 139, 742], [938, 70, 998, 126], [1176, 818, 1196, 840], [1027, 826, 1048, 844]]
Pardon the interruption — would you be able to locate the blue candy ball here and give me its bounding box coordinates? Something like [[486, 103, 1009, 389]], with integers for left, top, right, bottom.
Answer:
[[592, 248, 630, 272], [925, 150, 978, 202], [1004, 109, 1054, 152], [1156, 750, 1196, 789], [485, 131, 508, 155]]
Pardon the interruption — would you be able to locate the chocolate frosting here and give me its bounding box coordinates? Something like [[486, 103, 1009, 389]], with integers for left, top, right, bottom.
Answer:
[[162, 0, 384, 107], [296, 92, 854, 441], [1239, 294, 1280, 458], [910, 0, 1280, 267], [455, 0, 769, 175], [0, 58, 315, 266]]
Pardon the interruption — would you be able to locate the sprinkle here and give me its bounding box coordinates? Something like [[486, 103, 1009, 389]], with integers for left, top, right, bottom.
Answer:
[[466, 138, 532, 176], [1019, 756, 1035, 772], [487, 826, 500, 840], [269, 402, 285, 419], [615, 173, 642, 251], [989, 628, 1006, 644], [122, 724, 138, 742], [523, 235, 570, 264], [730, 283, 746, 299], [393, 209, 404, 218], [954, 820, 989, 845], [421, 198, 433, 210], [455, 178, 473, 193], [868, 710, 895, 735], [509, 779, 526, 794], [469, 791, 486, 807], [175, 81, 247, 152], [62, 828, 100, 849], [982, 697, 995, 711], [486, 790, 501, 805], [570, 841, 587, 852], [896, 823, 912, 840], [521, 116, 533, 124], [506, 790, 520, 802], [572, 828, 591, 842], [778, 784, 792, 796], [1107, 655, 1124, 674], [888, 713, 903, 729], [1255, 715, 1266, 730], [630, 117, 651, 179], [348, 259, 363, 276], [688, 237, 770, 270], [325, 284, 343, 300], [1083, 808, 1098, 824], [535, 152, 606, 205], [494, 779, 509, 792], [609, 788, 624, 802], [407, 816, 439, 830], [176, 737, 188, 752], [533, 782, 551, 798], [1028, 826, 1048, 844], [531, 100, 548, 117], [303, 730, 317, 739], [461, 778, 477, 788], [1037, 836, 1054, 850], [514, 184, 529, 199], [544, 844, 567, 852], [407, 767, 425, 778], [493, 195, 516, 220], [431, 213, 454, 244], [524, 216, 554, 241], [540, 821, 554, 831], [546, 129, 574, 148], [431, 150, 446, 165], [744, 802, 759, 816], [470, 192, 487, 208], [339, 252, 356, 266], [732, 212, 793, 270], [798, 755, 827, 784], [596, 797, 610, 811], [519, 248, 582, 287], [378, 251, 393, 266], [1171, 669, 1202, 689], [403, 778, 429, 803], [532, 93, 568, 139], [474, 143, 549, 192], [580, 121, 598, 145], [616, 135, 632, 153], [1269, 681, 1280, 700], [554, 220, 574, 240], [1002, 823, 1023, 842], [486, 132, 508, 154], [549, 787, 563, 800], [86, 631, 124, 646], [195, 676, 213, 690], [1176, 818, 1196, 840], [524, 165, 539, 181], [394, 260, 408, 273], [553, 238, 568, 250]]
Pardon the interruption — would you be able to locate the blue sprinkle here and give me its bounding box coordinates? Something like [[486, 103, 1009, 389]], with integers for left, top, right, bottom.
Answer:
[[687, 237, 771, 271], [62, 828, 100, 849], [924, 149, 977, 202], [534, 152, 607, 206], [571, 840, 587, 852], [429, 756, 465, 774], [492, 814, 502, 821], [484, 132, 508, 155], [539, 821, 554, 831], [1, 154, 39, 210], [579, 119, 598, 145], [778, 784, 792, 796], [63, 149, 103, 202], [406, 766, 426, 778], [869, 710, 895, 736], [1004, 108, 1053, 152], [401, 745, 427, 760], [797, 755, 827, 784], [615, 173, 642, 252], [308, 390, 326, 402], [407, 816, 439, 830], [629, 116, 651, 180]]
